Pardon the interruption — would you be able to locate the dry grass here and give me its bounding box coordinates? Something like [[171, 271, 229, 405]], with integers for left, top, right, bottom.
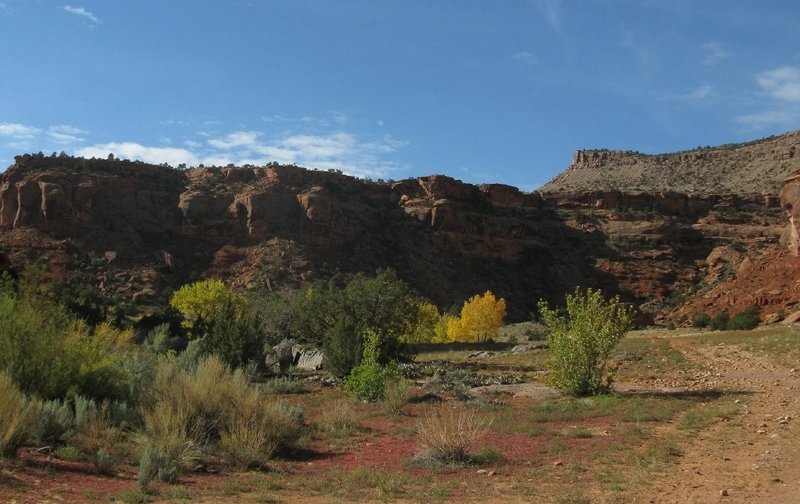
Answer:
[[0, 371, 39, 457], [414, 406, 492, 464], [384, 379, 413, 415]]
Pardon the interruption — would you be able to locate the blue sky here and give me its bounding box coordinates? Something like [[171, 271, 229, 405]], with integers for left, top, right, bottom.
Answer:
[[1, 1, 799, 190]]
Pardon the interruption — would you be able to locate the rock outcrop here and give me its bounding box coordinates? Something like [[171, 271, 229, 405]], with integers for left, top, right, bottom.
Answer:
[[542, 130, 800, 194]]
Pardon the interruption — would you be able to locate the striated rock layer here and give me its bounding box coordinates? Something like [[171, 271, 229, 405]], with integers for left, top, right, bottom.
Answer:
[[0, 152, 791, 323]]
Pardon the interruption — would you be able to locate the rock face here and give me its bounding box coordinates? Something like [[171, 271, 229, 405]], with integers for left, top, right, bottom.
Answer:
[[0, 146, 793, 323], [779, 170, 800, 255]]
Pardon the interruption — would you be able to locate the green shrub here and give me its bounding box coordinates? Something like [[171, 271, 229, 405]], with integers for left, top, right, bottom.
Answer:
[[709, 312, 730, 331], [728, 305, 760, 330], [93, 447, 115, 475], [219, 399, 303, 468], [54, 444, 82, 461], [0, 371, 40, 457], [538, 287, 633, 396], [266, 376, 309, 394], [319, 401, 359, 436], [66, 399, 120, 460], [200, 301, 266, 369], [344, 331, 401, 402], [0, 274, 137, 401], [691, 312, 711, 328], [35, 399, 76, 445]]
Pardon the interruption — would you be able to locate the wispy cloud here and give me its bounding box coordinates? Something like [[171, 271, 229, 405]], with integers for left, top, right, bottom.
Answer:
[[0, 123, 40, 138], [47, 124, 87, 144], [735, 110, 797, 128], [735, 65, 800, 129], [701, 42, 729, 65], [200, 130, 408, 179], [207, 131, 261, 149], [511, 51, 538, 65], [661, 83, 714, 103], [756, 66, 800, 102], [686, 84, 714, 100], [535, 0, 564, 37], [63, 5, 100, 24]]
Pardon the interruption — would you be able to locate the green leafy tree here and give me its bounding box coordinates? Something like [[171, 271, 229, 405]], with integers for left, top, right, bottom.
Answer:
[[538, 287, 633, 396], [291, 269, 415, 377]]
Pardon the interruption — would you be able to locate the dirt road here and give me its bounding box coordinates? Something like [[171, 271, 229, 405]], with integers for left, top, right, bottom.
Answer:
[[646, 340, 800, 503]]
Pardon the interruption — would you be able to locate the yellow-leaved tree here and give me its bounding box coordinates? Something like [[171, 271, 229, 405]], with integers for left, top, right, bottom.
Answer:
[[447, 291, 507, 342], [170, 279, 246, 335]]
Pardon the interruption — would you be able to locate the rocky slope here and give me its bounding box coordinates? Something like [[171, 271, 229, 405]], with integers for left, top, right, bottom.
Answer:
[[541, 130, 800, 194], [0, 137, 795, 324]]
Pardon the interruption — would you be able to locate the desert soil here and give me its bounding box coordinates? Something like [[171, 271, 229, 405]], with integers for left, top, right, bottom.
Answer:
[[3, 331, 799, 504]]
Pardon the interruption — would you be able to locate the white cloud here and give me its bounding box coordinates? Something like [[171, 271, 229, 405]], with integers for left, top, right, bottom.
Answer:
[[76, 142, 199, 166], [701, 42, 729, 65], [511, 51, 538, 65], [0, 123, 40, 138], [63, 5, 100, 24], [756, 66, 800, 102]]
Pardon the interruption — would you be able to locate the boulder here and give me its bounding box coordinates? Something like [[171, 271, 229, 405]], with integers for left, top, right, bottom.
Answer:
[[510, 342, 549, 353], [295, 348, 325, 371], [265, 338, 297, 374]]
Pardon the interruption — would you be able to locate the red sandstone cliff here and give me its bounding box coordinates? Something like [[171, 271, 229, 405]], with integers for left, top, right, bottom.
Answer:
[[0, 148, 792, 324]]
